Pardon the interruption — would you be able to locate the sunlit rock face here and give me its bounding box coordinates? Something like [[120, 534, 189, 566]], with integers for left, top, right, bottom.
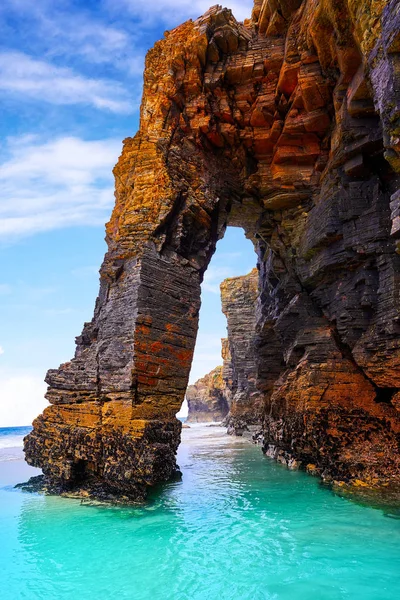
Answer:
[[187, 269, 259, 429], [25, 0, 400, 498], [186, 366, 230, 423], [221, 268, 263, 433]]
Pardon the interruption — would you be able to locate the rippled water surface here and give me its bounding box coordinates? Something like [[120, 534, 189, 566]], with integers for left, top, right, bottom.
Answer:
[[1, 425, 400, 599]]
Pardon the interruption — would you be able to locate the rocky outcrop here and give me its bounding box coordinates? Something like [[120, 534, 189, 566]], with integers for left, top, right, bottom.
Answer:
[[187, 269, 259, 427], [220, 269, 262, 433], [25, 1, 400, 499], [186, 366, 229, 422]]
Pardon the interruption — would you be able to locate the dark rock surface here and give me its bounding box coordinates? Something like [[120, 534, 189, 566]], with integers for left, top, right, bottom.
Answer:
[[25, 0, 400, 498], [221, 269, 262, 433], [187, 269, 259, 428]]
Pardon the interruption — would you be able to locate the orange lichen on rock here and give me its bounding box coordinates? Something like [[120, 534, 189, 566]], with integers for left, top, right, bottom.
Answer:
[[25, 1, 400, 499]]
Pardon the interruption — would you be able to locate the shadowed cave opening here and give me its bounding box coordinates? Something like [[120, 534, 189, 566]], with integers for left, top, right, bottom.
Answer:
[[374, 388, 397, 406], [71, 459, 93, 486], [182, 226, 257, 424]]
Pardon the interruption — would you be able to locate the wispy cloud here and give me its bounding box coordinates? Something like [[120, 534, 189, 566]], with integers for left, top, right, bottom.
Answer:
[[71, 265, 99, 279], [0, 346, 4, 355], [0, 283, 57, 306], [188, 332, 224, 383], [0, 0, 146, 86], [17, 284, 57, 302], [42, 308, 74, 316], [108, 0, 254, 25], [0, 51, 132, 112], [0, 135, 121, 241], [41, 17, 132, 65], [43, 19, 145, 75], [195, 333, 224, 350], [0, 367, 47, 427]]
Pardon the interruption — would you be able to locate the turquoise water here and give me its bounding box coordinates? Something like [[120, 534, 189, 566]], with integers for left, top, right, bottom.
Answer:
[[1, 425, 400, 599]]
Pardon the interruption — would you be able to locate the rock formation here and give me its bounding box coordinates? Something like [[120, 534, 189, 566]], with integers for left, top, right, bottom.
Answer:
[[25, 0, 400, 499], [186, 366, 230, 422], [221, 268, 262, 432], [187, 269, 258, 427]]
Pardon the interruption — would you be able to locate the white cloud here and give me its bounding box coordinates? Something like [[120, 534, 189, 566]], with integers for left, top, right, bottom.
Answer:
[[188, 353, 223, 384], [110, 0, 254, 24], [195, 332, 224, 350], [0, 135, 121, 241], [0, 51, 132, 112], [0, 283, 57, 305], [217, 251, 243, 259], [0, 369, 48, 427], [177, 398, 188, 417], [189, 332, 224, 384], [0, 346, 4, 355], [42, 308, 74, 316], [0, 0, 143, 70], [45, 19, 131, 64], [50, 21, 145, 75]]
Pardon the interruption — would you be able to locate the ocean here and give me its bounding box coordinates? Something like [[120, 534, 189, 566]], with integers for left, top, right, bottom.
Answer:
[[0, 424, 400, 599], [0, 426, 32, 447], [0, 426, 32, 461]]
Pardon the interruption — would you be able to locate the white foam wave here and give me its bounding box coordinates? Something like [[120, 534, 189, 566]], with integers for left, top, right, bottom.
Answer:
[[0, 435, 24, 450]]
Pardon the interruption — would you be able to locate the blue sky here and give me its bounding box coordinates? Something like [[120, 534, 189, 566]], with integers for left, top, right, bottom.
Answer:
[[0, 0, 255, 426]]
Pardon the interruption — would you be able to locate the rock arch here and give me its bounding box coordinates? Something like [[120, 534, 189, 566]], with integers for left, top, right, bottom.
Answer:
[[25, 1, 400, 499]]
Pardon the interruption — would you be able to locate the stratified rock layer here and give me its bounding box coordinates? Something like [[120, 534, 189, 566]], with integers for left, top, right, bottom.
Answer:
[[186, 366, 230, 422], [221, 268, 262, 432], [187, 269, 258, 427], [25, 0, 400, 497]]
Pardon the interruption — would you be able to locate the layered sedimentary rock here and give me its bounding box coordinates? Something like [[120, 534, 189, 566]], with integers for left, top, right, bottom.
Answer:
[[187, 269, 259, 428], [25, 0, 400, 498], [186, 366, 230, 422], [221, 269, 262, 432]]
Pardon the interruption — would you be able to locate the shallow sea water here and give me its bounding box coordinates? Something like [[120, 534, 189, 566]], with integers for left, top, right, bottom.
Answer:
[[0, 424, 400, 600]]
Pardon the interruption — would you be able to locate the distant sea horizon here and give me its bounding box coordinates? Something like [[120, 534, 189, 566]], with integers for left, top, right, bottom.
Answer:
[[0, 426, 32, 450]]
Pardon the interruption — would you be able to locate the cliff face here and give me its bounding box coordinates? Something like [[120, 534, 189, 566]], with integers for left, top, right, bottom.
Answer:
[[25, 0, 400, 498], [186, 366, 229, 422], [221, 268, 262, 431], [187, 269, 258, 428]]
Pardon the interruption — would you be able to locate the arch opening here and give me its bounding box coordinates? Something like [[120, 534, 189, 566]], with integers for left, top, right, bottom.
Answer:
[[184, 226, 258, 427], [24, 1, 400, 500]]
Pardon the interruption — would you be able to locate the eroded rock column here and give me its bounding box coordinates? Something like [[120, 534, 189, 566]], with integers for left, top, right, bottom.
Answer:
[[221, 268, 262, 432]]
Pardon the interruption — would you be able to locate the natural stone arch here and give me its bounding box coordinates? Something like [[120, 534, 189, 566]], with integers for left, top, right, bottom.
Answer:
[[25, 2, 400, 499]]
